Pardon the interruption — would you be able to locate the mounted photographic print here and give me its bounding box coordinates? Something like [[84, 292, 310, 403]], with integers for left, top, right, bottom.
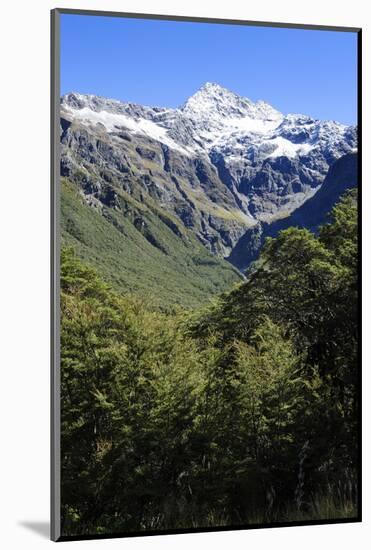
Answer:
[[51, 9, 361, 542]]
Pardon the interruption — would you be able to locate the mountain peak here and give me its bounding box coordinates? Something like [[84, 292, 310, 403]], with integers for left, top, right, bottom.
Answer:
[[182, 82, 247, 113], [181, 82, 282, 123], [199, 81, 230, 94]]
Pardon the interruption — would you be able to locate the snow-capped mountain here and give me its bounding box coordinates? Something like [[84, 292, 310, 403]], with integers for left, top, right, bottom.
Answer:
[[60, 83, 357, 260], [61, 82, 355, 162], [182, 82, 283, 130]]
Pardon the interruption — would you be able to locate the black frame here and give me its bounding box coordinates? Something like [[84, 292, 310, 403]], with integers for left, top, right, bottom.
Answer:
[[51, 7, 362, 542]]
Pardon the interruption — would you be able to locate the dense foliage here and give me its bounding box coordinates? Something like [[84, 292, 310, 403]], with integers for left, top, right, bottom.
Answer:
[[61, 190, 358, 536]]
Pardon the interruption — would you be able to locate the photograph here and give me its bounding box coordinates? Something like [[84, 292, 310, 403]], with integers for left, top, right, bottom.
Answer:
[[54, 10, 360, 540]]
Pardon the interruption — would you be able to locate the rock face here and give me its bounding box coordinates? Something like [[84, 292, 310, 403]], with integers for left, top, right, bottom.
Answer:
[[60, 82, 357, 262], [228, 153, 358, 271]]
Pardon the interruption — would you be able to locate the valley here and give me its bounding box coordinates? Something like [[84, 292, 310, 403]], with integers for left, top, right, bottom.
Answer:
[[60, 82, 357, 305]]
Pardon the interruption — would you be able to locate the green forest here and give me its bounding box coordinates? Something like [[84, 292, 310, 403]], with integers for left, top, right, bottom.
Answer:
[[60, 190, 359, 536]]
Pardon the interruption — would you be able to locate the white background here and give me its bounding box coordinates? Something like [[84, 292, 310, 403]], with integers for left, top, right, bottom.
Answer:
[[0, 0, 369, 547]]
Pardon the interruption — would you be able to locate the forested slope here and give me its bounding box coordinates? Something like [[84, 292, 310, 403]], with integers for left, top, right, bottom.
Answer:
[[61, 189, 359, 536]]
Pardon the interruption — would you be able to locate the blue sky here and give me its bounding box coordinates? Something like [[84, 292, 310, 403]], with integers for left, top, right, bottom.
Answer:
[[61, 14, 358, 124]]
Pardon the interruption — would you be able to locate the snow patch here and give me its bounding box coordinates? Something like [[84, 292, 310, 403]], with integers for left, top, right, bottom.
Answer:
[[265, 137, 314, 159], [63, 105, 192, 156]]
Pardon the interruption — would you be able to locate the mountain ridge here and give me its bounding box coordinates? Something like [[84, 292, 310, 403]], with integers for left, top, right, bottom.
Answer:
[[228, 152, 358, 271], [60, 82, 357, 277]]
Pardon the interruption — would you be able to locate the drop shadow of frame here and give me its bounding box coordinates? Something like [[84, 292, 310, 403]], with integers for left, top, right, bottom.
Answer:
[[18, 521, 49, 539]]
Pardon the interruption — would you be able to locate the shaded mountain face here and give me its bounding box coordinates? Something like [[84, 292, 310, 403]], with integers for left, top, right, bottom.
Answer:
[[228, 152, 358, 271], [60, 82, 357, 269]]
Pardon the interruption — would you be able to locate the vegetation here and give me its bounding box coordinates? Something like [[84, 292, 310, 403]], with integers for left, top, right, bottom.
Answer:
[[61, 177, 242, 309], [60, 190, 359, 536]]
